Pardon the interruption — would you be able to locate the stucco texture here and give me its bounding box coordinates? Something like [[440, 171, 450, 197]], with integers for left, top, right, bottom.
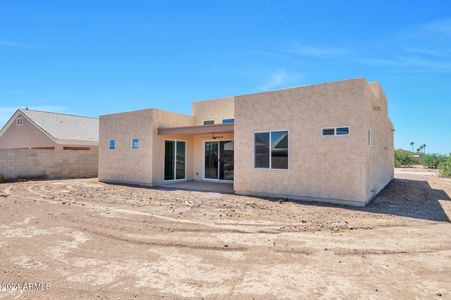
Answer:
[[98, 78, 393, 206], [0, 115, 57, 149], [192, 97, 234, 125], [233, 78, 390, 205]]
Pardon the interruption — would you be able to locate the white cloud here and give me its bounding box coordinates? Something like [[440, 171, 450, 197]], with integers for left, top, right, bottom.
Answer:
[[257, 70, 302, 91], [286, 42, 352, 58]]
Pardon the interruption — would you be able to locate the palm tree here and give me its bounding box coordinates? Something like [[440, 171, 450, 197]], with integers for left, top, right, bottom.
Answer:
[[417, 146, 423, 153], [410, 141, 415, 152], [422, 144, 427, 154]]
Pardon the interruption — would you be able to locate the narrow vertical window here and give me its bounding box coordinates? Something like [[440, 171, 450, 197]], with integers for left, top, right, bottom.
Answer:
[[108, 139, 116, 150], [16, 116, 23, 126], [271, 131, 288, 169], [254, 132, 270, 168], [164, 141, 175, 180], [131, 138, 139, 149], [176, 141, 186, 179], [368, 129, 373, 146]]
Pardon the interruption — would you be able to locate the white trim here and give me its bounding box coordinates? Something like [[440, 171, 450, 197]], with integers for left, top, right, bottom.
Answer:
[[163, 139, 187, 182], [203, 119, 215, 125], [202, 139, 234, 182], [321, 126, 351, 137], [253, 130, 289, 170], [108, 139, 116, 150], [131, 137, 139, 149], [16, 116, 23, 126]]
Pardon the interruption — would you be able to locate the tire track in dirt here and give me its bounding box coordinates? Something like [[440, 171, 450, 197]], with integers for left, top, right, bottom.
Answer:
[[78, 226, 248, 252], [21, 182, 290, 234]]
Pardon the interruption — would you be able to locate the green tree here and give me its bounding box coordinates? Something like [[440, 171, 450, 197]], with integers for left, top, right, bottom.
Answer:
[[439, 155, 451, 177], [420, 154, 447, 169], [394, 149, 416, 167], [422, 144, 427, 154], [410, 141, 415, 152]]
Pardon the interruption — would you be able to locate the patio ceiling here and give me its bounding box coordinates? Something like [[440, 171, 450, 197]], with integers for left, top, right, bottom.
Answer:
[[158, 123, 234, 135]]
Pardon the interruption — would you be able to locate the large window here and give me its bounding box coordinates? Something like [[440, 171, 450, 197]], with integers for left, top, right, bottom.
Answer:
[[165, 140, 186, 180], [254, 131, 288, 169]]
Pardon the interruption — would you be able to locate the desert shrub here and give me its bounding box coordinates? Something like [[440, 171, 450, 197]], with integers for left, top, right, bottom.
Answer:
[[420, 154, 447, 169], [394, 149, 416, 167], [0, 174, 4, 183], [439, 156, 451, 177]]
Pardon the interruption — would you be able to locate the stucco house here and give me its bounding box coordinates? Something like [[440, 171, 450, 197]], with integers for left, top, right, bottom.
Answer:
[[0, 109, 99, 179], [0, 108, 98, 150], [99, 78, 394, 206]]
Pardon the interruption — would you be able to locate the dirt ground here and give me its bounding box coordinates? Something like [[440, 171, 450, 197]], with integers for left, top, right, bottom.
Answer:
[[0, 169, 450, 299]]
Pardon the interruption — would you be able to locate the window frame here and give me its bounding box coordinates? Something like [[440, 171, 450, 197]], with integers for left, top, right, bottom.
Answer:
[[368, 129, 373, 146], [203, 120, 215, 125], [163, 139, 187, 181], [108, 139, 116, 150], [222, 118, 235, 124], [253, 130, 289, 170], [16, 116, 23, 126], [131, 138, 139, 149], [321, 126, 351, 137]]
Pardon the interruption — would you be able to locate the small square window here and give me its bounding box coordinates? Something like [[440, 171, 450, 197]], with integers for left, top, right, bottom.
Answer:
[[222, 118, 234, 124], [336, 127, 350, 136], [16, 116, 23, 126], [322, 128, 335, 136], [203, 120, 214, 125], [131, 138, 139, 149], [108, 139, 116, 150]]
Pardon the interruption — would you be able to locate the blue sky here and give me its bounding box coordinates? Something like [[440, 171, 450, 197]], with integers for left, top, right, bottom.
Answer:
[[0, 0, 450, 153]]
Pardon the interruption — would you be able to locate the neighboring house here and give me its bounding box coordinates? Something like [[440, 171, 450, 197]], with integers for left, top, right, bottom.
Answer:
[[0, 109, 99, 179], [99, 78, 394, 206]]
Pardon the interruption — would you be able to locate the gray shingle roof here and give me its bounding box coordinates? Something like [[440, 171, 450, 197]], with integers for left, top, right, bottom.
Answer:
[[19, 109, 98, 142]]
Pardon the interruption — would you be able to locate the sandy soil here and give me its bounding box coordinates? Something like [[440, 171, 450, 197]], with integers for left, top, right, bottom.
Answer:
[[0, 169, 450, 299]]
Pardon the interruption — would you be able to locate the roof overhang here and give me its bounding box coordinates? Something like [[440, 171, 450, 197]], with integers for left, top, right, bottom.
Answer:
[[158, 124, 234, 135]]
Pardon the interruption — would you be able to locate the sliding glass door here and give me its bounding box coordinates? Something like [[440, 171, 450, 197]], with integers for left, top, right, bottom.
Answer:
[[165, 140, 186, 180], [204, 141, 218, 179], [204, 141, 234, 181]]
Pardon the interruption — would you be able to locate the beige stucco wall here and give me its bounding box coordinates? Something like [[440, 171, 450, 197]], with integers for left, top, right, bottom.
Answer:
[[192, 97, 234, 125], [99, 109, 155, 185], [234, 78, 370, 206], [98, 78, 393, 206], [98, 109, 194, 185], [363, 82, 394, 202], [0, 114, 57, 149], [0, 148, 98, 180]]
